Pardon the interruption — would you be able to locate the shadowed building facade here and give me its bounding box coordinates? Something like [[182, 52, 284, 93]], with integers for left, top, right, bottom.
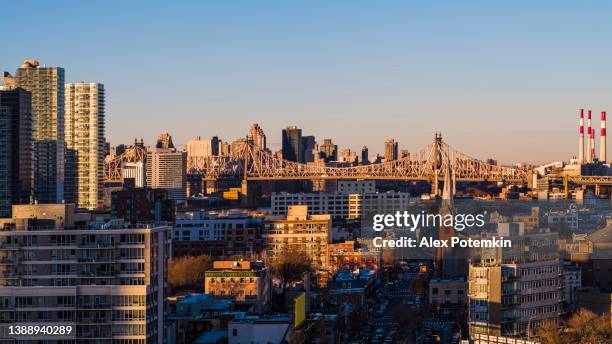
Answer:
[[15, 60, 65, 204]]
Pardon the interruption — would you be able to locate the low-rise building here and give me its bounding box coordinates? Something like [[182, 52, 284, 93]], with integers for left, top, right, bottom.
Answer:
[[327, 268, 376, 308], [561, 262, 581, 313], [204, 261, 271, 313], [429, 277, 467, 305], [228, 315, 291, 344], [166, 293, 233, 344]]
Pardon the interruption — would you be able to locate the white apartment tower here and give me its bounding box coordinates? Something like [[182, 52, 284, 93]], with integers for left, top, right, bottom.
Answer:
[[64, 83, 105, 209]]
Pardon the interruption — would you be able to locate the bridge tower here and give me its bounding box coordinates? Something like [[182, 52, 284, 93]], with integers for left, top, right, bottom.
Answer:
[[432, 132, 444, 195]]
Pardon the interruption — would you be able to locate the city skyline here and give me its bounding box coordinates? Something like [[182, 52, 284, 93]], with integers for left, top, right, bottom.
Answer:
[[3, 1, 612, 164]]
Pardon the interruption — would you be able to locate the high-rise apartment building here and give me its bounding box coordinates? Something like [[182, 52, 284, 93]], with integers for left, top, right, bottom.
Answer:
[[468, 225, 562, 338], [0, 87, 34, 217], [247, 123, 266, 151], [0, 106, 9, 217], [0, 208, 169, 343], [319, 139, 338, 162], [64, 83, 105, 210], [263, 205, 331, 271], [282, 126, 302, 162], [146, 147, 187, 201], [384, 139, 399, 161], [15, 59, 65, 204]]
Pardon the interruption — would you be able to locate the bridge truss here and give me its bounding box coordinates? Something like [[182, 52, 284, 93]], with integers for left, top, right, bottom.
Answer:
[[187, 135, 529, 183]]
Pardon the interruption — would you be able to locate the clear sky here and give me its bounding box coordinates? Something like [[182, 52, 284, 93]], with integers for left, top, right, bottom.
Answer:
[[3, 1, 612, 164]]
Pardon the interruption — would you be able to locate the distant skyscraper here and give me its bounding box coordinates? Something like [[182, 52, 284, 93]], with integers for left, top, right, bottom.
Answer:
[[361, 145, 369, 165], [146, 147, 187, 201], [0, 87, 34, 216], [339, 148, 358, 164], [64, 82, 105, 210], [15, 59, 65, 203], [186, 136, 219, 163], [282, 126, 302, 162], [231, 138, 248, 156], [247, 123, 267, 151], [301, 135, 316, 163], [320, 138, 338, 162], [122, 161, 145, 187], [384, 139, 399, 161], [156, 132, 174, 149], [218, 140, 231, 156]]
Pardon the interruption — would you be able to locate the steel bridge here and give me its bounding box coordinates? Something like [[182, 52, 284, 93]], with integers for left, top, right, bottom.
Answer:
[[104, 144, 147, 183], [186, 134, 528, 183], [104, 133, 612, 190]]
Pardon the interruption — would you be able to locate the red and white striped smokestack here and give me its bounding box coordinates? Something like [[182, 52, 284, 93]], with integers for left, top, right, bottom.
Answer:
[[601, 111, 607, 162], [592, 128, 596, 162], [587, 110, 593, 162], [579, 109, 585, 163]]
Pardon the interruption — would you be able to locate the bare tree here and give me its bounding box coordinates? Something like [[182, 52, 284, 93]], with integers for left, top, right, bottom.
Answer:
[[538, 309, 612, 344], [271, 251, 312, 292], [168, 254, 212, 292]]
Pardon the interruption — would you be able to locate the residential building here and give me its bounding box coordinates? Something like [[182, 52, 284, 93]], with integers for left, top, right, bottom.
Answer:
[[561, 262, 581, 313], [166, 293, 233, 344], [0, 87, 33, 217], [327, 268, 376, 308], [263, 205, 331, 272], [429, 278, 467, 305], [146, 147, 187, 201], [328, 240, 380, 272], [111, 187, 175, 224], [548, 208, 579, 232], [171, 210, 263, 257], [64, 82, 105, 210], [15, 59, 65, 203], [204, 261, 271, 312], [468, 228, 562, 338], [511, 207, 540, 230], [0, 208, 169, 343], [0, 106, 8, 217]]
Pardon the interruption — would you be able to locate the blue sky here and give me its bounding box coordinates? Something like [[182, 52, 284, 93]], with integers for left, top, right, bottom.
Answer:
[[2, 1, 612, 163]]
